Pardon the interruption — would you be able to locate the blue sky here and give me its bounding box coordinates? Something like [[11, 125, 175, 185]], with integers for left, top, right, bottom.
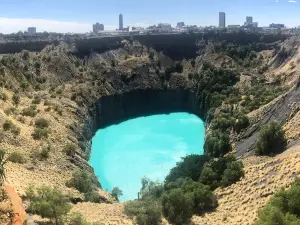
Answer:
[[0, 0, 299, 33]]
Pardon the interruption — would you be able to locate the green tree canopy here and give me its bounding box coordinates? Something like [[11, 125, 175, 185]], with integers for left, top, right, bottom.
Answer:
[[256, 122, 287, 155]]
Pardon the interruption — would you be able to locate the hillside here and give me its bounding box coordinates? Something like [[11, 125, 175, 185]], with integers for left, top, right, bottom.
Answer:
[[0, 33, 299, 225]]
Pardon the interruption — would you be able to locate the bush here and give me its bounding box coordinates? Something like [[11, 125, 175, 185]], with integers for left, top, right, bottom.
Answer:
[[66, 170, 96, 194], [199, 155, 243, 190], [204, 131, 231, 157], [165, 155, 211, 184], [0, 92, 8, 101], [32, 128, 49, 140], [111, 187, 123, 201], [12, 93, 20, 105], [63, 143, 77, 157], [22, 105, 38, 117], [26, 185, 71, 225], [140, 178, 164, 200], [234, 114, 249, 133], [3, 120, 20, 135], [256, 122, 287, 155], [164, 178, 217, 214], [125, 200, 162, 225], [35, 118, 49, 129], [255, 179, 300, 225], [84, 191, 101, 203], [32, 96, 42, 104], [66, 212, 90, 225], [162, 188, 193, 225], [35, 145, 51, 160], [220, 161, 244, 187], [3, 120, 13, 131], [8, 151, 26, 164]]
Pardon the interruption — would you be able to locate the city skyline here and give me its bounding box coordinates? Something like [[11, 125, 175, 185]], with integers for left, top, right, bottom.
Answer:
[[0, 0, 299, 33]]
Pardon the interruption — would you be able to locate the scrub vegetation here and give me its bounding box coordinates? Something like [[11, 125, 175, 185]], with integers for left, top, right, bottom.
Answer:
[[255, 179, 300, 225], [125, 154, 244, 225]]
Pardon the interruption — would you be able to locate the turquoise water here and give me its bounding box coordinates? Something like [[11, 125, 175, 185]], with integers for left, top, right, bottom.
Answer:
[[90, 113, 205, 202]]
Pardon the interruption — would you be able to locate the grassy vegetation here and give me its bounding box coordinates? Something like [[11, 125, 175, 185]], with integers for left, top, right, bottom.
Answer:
[[255, 178, 300, 225], [66, 169, 102, 203], [8, 151, 26, 164], [125, 155, 243, 225], [22, 105, 38, 117], [256, 122, 287, 156], [3, 120, 20, 135], [26, 185, 71, 225]]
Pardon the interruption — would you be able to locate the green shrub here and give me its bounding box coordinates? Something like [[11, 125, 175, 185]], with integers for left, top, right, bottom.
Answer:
[[204, 131, 231, 157], [125, 200, 162, 225], [162, 188, 193, 225], [84, 191, 102, 203], [199, 155, 243, 190], [66, 170, 96, 194], [35, 145, 51, 160], [63, 143, 77, 157], [12, 93, 20, 105], [8, 151, 26, 164], [35, 118, 49, 129], [26, 185, 71, 225], [4, 107, 17, 116], [3, 120, 13, 131], [11, 126, 20, 135], [32, 128, 49, 140], [0, 92, 8, 101], [255, 179, 300, 225], [22, 50, 30, 60], [22, 105, 38, 117], [220, 161, 244, 187], [164, 178, 217, 214], [66, 212, 90, 225], [140, 178, 164, 200], [165, 155, 211, 184], [256, 122, 287, 156], [32, 96, 42, 104], [234, 114, 250, 133], [111, 187, 123, 201]]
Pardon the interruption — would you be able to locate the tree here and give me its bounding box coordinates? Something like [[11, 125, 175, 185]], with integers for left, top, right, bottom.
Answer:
[[125, 200, 162, 225], [220, 161, 244, 187], [26, 186, 71, 225], [162, 188, 193, 225], [66, 170, 96, 194], [204, 131, 232, 157], [256, 122, 287, 155], [140, 177, 164, 200], [165, 155, 211, 184], [111, 187, 123, 201]]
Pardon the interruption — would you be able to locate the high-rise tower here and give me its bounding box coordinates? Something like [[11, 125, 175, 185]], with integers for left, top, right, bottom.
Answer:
[[219, 12, 226, 28], [119, 14, 123, 30]]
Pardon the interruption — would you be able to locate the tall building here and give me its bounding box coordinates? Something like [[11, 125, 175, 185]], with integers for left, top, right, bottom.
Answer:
[[119, 14, 123, 30], [28, 27, 36, 34], [246, 16, 253, 24], [219, 12, 226, 28], [93, 23, 104, 33]]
